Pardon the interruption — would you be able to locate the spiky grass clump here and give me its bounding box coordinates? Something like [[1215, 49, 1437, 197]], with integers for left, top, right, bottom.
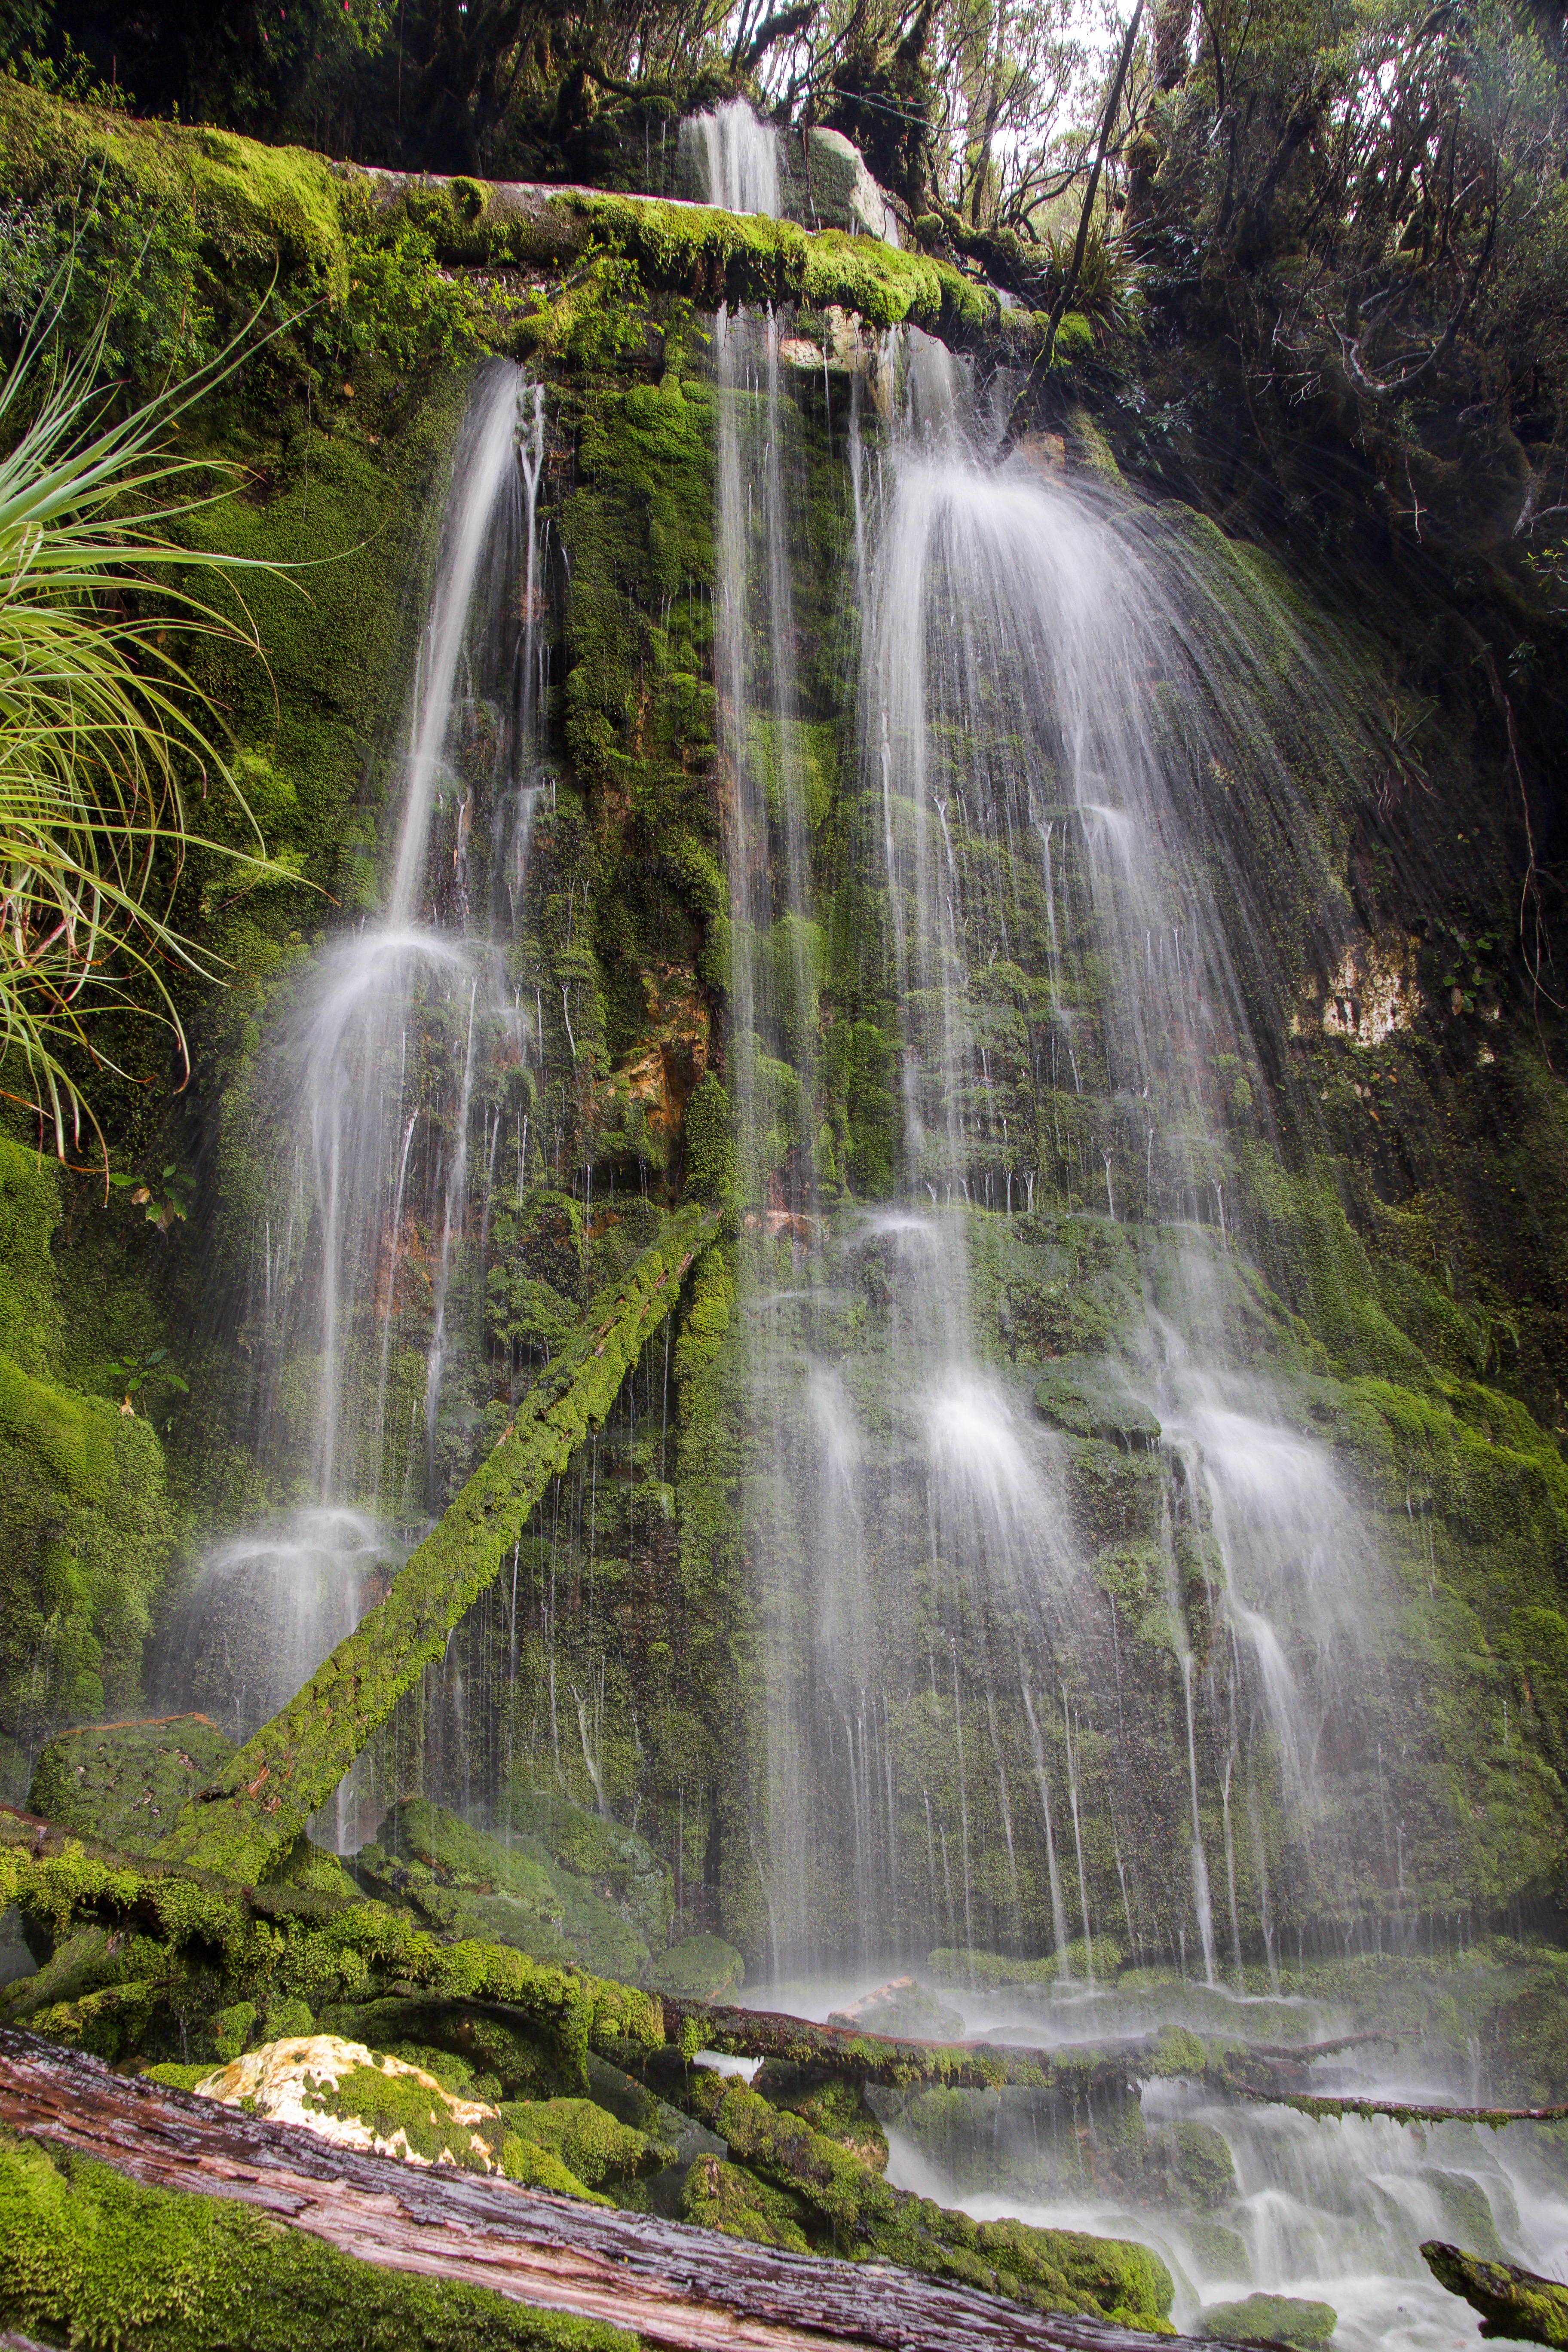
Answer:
[[0, 295, 287, 1155]]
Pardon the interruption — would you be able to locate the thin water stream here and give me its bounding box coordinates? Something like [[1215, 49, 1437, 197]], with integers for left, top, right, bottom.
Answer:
[[166, 360, 543, 1810]]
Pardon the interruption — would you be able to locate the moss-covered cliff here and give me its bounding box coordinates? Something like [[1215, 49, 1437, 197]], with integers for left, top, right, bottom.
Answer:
[[0, 75, 1563, 2005]]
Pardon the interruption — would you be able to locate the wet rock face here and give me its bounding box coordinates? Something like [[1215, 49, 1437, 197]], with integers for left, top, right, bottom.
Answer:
[[26, 1715, 236, 1852], [1031, 1354, 1163, 1449], [826, 1976, 965, 2040]]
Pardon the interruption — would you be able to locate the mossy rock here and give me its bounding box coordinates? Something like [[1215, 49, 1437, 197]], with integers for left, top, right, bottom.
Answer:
[[1199, 2293, 1337, 2347], [497, 2097, 674, 2189], [1423, 2169, 1508, 2263], [1159, 2118, 1236, 2210], [1185, 2218, 1251, 2282], [0, 1357, 175, 1757], [181, 2034, 612, 2203], [681, 2153, 813, 2251], [646, 1933, 745, 2003], [320, 1998, 578, 2104], [0, 2124, 628, 2350], [358, 1802, 651, 1984], [503, 1786, 672, 1950], [1032, 1355, 1162, 1449], [827, 1975, 964, 2040], [27, 1716, 237, 1854], [753, 2062, 889, 2171]]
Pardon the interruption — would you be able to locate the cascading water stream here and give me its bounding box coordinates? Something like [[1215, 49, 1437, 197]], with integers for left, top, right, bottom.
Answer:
[[716, 316, 1391, 1984], [165, 361, 543, 1798]]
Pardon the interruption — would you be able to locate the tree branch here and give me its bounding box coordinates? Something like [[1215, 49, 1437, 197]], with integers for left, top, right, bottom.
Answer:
[[1000, 0, 1145, 451]]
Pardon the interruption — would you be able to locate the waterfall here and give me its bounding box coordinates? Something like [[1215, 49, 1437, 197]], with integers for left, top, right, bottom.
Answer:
[[165, 361, 543, 1800], [709, 317, 1388, 1977]]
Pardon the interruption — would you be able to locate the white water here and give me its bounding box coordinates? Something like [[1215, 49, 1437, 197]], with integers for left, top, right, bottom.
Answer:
[[740, 1965, 1568, 2350], [171, 362, 540, 1764]]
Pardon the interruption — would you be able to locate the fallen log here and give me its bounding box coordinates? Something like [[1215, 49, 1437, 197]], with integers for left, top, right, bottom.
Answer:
[[1422, 2241, 1568, 2345], [0, 79, 1037, 361], [661, 1996, 1150, 2095], [1238, 2089, 1568, 2128], [0, 2028, 1240, 2351], [153, 1206, 720, 1884]]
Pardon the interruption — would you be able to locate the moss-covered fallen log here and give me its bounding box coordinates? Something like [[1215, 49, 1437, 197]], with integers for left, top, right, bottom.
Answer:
[[0, 1812, 662, 2086], [145, 1205, 719, 1884], [0, 80, 1037, 358], [681, 2069, 1175, 2331], [0, 2028, 1231, 2351], [659, 1996, 1156, 2096], [1422, 2241, 1568, 2345], [1240, 2089, 1568, 2128]]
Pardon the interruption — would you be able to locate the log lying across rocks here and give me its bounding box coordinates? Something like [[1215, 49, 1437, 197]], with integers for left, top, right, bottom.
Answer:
[[661, 1996, 1151, 2097], [152, 1206, 720, 1886], [1241, 2089, 1568, 2128], [0, 2028, 1240, 2352]]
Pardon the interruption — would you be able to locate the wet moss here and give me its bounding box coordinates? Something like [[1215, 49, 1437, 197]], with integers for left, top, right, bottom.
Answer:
[[685, 2072, 1175, 2328], [0, 1819, 662, 2087], [497, 2095, 674, 2187], [0, 2126, 631, 2352]]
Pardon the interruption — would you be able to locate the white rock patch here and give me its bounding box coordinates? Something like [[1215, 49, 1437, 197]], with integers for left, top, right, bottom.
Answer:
[[195, 2033, 501, 2170]]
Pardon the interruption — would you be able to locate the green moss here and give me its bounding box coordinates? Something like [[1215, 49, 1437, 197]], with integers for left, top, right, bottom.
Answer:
[[291, 2055, 500, 2170], [27, 1717, 236, 1854], [686, 2075, 1173, 2328], [0, 1360, 174, 1774], [1198, 2293, 1337, 2347], [0, 1819, 662, 2088], [359, 1798, 661, 1984], [645, 1934, 744, 2002], [0, 1138, 61, 1376], [498, 2132, 609, 2200], [682, 1077, 735, 1202], [753, 2064, 888, 2171], [682, 2153, 813, 2251], [497, 2097, 674, 2188], [0, 2127, 632, 2351], [1164, 2119, 1236, 2209]]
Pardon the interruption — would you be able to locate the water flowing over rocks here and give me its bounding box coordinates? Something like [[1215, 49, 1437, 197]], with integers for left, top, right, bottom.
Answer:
[[0, 68, 1565, 2352]]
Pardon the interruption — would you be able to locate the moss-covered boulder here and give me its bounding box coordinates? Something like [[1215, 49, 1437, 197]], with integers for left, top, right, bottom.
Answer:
[[27, 1716, 236, 1853], [503, 1787, 672, 1951], [496, 2097, 674, 2190], [1199, 2293, 1337, 2346], [152, 2033, 613, 2201], [683, 2153, 813, 2251], [827, 1975, 965, 2040], [752, 2061, 889, 2171], [1155, 2118, 1237, 2209], [646, 1932, 745, 2002], [358, 1800, 653, 1984]]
